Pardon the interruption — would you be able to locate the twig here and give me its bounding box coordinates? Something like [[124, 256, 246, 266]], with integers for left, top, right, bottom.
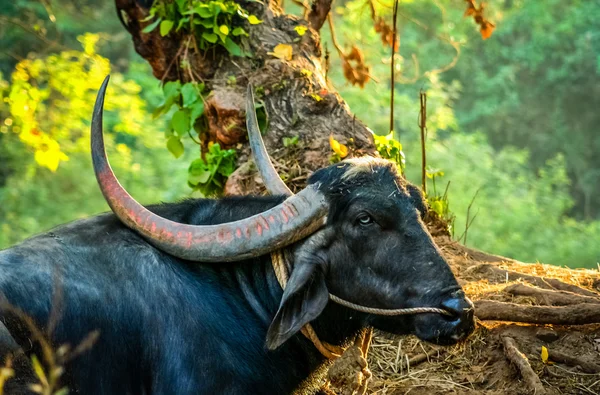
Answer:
[[475, 300, 600, 325], [548, 350, 600, 374], [457, 188, 480, 245], [418, 89, 427, 193], [504, 284, 600, 306], [0, 16, 63, 50], [474, 264, 599, 297], [327, 14, 345, 58], [160, 43, 186, 84], [502, 337, 546, 394], [389, 0, 399, 139]]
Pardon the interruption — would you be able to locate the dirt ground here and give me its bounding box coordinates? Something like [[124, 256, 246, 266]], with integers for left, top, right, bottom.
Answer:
[[365, 237, 600, 395]]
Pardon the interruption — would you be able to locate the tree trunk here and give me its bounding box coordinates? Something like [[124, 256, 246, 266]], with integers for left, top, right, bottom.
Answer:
[[115, 0, 375, 195]]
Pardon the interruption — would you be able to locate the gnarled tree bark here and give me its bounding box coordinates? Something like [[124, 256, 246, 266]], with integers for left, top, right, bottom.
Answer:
[[115, 0, 375, 196]]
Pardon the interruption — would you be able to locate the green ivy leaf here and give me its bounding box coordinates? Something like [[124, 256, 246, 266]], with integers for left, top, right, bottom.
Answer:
[[167, 136, 184, 158], [142, 18, 161, 33], [176, 17, 190, 31], [160, 20, 174, 36], [219, 25, 229, 35], [232, 27, 248, 37], [190, 100, 205, 122], [197, 7, 213, 18], [188, 170, 211, 185], [163, 80, 181, 100], [223, 37, 242, 56], [197, 19, 213, 28], [202, 32, 218, 43], [248, 15, 262, 25], [181, 83, 199, 108], [171, 109, 190, 135]]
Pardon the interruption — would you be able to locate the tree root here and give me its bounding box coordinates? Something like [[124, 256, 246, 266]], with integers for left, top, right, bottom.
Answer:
[[548, 349, 600, 374], [405, 349, 447, 369], [475, 264, 598, 297], [504, 284, 600, 306], [502, 336, 547, 395], [475, 300, 600, 325]]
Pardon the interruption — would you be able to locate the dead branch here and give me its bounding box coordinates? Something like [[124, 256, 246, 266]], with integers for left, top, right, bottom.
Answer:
[[418, 90, 427, 193], [475, 300, 600, 325], [548, 349, 600, 374], [505, 284, 600, 306], [475, 264, 598, 297], [502, 337, 546, 395], [307, 0, 333, 30]]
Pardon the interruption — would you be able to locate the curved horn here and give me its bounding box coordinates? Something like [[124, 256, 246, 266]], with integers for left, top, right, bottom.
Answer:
[[91, 76, 327, 262], [246, 85, 293, 197]]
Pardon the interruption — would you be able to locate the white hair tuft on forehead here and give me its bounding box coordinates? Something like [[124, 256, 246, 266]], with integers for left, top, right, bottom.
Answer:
[[340, 156, 397, 181]]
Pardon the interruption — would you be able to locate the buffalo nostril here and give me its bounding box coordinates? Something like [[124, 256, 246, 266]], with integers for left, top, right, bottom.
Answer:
[[441, 297, 474, 319]]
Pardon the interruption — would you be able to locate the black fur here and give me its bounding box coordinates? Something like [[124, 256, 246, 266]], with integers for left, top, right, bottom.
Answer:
[[0, 159, 474, 394]]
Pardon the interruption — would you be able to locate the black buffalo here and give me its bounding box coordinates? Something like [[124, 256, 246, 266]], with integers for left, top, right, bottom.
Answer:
[[0, 78, 474, 394]]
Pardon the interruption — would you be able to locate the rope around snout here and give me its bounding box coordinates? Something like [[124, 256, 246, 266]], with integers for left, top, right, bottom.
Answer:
[[328, 294, 451, 316], [270, 249, 453, 395]]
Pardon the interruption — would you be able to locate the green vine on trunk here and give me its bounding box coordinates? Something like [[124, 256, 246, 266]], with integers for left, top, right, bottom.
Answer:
[[145, 0, 259, 195], [153, 79, 236, 196], [142, 0, 262, 57]]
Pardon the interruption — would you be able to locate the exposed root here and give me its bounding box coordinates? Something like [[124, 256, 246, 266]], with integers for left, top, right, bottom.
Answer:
[[475, 300, 600, 325], [548, 349, 600, 374], [504, 284, 600, 306], [327, 346, 371, 395], [502, 336, 547, 395], [473, 264, 599, 297]]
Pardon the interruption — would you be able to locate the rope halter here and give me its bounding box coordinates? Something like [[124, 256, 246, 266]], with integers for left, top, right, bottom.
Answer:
[[270, 249, 452, 360]]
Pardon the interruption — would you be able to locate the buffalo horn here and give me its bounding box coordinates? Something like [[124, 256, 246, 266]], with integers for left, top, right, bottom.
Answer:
[[245, 85, 293, 197], [91, 76, 327, 262]]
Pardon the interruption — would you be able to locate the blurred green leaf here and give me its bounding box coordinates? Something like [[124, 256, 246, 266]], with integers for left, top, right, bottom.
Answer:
[[166, 136, 184, 158], [181, 83, 199, 108], [171, 109, 190, 135], [142, 18, 161, 33], [159, 20, 174, 36]]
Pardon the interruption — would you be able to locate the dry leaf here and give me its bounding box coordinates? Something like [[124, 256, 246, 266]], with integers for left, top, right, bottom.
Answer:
[[480, 21, 495, 40], [342, 46, 371, 88], [329, 135, 349, 158], [269, 44, 293, 60], [464, 0, 495, 40]]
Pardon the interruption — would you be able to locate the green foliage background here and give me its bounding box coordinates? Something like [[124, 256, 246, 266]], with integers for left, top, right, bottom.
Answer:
[[0, 0, 598, 268]]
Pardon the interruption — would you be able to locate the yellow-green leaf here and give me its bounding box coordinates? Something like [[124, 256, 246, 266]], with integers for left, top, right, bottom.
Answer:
[[269, 44, 293, 60], [219, 25, 229, 36], [541, 346, 553, 365], [160, 20, 174, 37], [329, 135, 348, 158], [248, 15, 262, 25], [294, 25, 308, 36], [301, 69, 313, 77], [28, 383, 44, 394], [30, 355, 48, 386], [167, 136, 184, 158]]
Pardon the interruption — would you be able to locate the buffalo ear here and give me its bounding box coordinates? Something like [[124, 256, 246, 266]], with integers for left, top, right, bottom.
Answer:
[[406, 183, 428, 218], [266, 233, 333, 350]]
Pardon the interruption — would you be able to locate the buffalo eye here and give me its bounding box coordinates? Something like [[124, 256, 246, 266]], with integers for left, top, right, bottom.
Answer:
[[356, 213, 374, 227]]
